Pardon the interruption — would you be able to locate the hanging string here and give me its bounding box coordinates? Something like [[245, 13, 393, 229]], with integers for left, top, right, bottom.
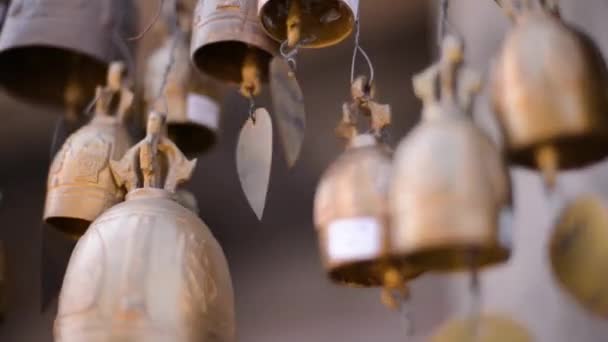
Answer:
[[128, 0, 165, 41], [155, 0, 181, 114], [438, 0, 449, 47], [349, 19, 374, 85]]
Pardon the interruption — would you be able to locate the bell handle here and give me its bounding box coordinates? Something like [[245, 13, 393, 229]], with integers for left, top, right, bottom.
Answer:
[[457, 69, 482, 114], [158, 138, 197, 192], [368, 101, 391, 139], [335, 103, 358, 143], [439, 35, 463, 108], [412, 64, 440, 117], [116, 88, 135, 123]]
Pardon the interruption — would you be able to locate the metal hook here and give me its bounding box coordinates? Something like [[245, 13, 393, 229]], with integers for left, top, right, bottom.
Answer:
[[128, 0, 165, 41], [350, 19, 375, 85]]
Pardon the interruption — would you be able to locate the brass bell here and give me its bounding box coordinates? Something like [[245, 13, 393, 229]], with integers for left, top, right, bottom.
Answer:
[[549, 195, 608, 317], [55, 112, 235, 342], [44, 63, 134, 239], [390, 36, 511, 272], [314, 77, 421, 288], [191, 0, 278, 96], [492, 1, 608, 187], [258, 0, 359, 48], [145, 32, 221, 156], [0, 0, 130, 114], [430, 314, 532, 342]]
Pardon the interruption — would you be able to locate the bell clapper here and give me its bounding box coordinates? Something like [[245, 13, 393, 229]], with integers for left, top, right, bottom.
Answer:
[[380, 267, 414, 337], [536, 144, 559, 190], [240, 48, 263, 124]]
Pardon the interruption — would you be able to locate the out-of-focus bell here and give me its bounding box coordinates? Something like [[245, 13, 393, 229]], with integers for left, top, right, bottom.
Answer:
[[549, 195, 608, 317], [258, 0, 358, 48], [55, 111, 235, 342], [491, 1, 608, 187], [314, 77, 421, 288], [430, 314, 532, 342], [0, 0, 131, 114], [191, 0, 278, 95], [145, 31, 221, 156], [44, 63, 134, 239], [390, 36, 511, 272]]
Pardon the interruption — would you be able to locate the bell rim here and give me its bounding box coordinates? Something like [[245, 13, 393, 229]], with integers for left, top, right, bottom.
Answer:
[[398, 243, 510, 273], [327, 258, 424, 287]]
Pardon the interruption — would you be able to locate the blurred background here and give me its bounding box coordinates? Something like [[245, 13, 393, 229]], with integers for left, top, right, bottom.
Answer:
[[2, 0, 608, 341]]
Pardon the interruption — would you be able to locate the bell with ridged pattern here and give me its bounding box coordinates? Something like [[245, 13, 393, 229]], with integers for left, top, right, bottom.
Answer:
[[54, 111, 235, 342], [44, 63, 134, 239], [491, 0, 608, 187], [390, 36, 512, 272]]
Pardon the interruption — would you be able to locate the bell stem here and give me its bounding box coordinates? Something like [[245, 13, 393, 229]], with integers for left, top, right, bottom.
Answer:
[[536, 144, 558, 189], [239, 49, 262, 98], [287, 0, 302, 48]]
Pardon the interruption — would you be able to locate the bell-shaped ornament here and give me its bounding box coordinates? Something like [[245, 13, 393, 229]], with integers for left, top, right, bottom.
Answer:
[[258, 0, 358, 48], [0, 0, 131, 114], [191, 0, 278, 91], [492, 1, 608, 187], [431, 314, 532, 342], [44, 63, 134, 239], [145, 32, 221, 156], [549, 195, 608, 317], [54, 111, 235, 342], [390, 37, 512, 272]]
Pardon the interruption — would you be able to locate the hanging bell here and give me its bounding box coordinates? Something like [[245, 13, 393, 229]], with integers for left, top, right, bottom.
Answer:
[[44, 63, 134, 239], [258, 0, 358, 48], [0, 0, 130, 113], [390, 36, 511, 272], [491, 1, 608, 187], [191, 0, 278, 91], [430, 314, 532, 342], [55, 111, 235, 342], [145, 32, 221, 156], [549, 195, 608, 317]]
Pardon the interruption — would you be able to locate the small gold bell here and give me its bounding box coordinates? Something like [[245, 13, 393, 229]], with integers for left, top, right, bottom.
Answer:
[[430, 314, 532, 342], [55, 112, 235, 342], [258, 0, 359, 48], [390, 36, 511, 272], [191, 0, 278, 96], [549, 194, 608, 317], [314, 76, 421, 289], [0, 0, 132, 114], [492, 1, 608, 187], [44, 63, 134, 239]]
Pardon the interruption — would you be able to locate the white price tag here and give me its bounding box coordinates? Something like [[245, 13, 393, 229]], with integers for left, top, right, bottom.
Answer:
[[186, 93, 220, 130], [327, 217, 382, 262]]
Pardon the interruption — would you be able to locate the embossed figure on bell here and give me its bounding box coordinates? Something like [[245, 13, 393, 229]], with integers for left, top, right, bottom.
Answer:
[[549, 195, 608, 318], [54, 111, 236, 342], [314, 76, 421, 289], [191, 0, 278, 94], [44, 63, 134, 239], [258, 0, 359, 48], [0, 0, 132, 114], [492, 0, 608, 187], [389, 36, 512, 272]]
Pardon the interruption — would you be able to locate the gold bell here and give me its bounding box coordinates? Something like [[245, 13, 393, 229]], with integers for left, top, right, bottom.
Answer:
[[145, 32, 221, 156], [492, 1, 608, 187], [549, 195, 608, 317], [55, 112, 235, 342], [390, 36, 511, 272], [0, 0, 131, 114], [191, 0, 278, 95], [431, 314, 532, 342], [44, 63, 134, 239], [258, 0, 359, 48]]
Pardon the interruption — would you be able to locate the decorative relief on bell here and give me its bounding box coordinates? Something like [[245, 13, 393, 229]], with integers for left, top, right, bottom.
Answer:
[[390, 36, 512, 272]]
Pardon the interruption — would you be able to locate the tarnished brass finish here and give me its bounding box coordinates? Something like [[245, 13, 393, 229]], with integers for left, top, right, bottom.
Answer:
[[549, 195, 608, 317], [390, 36, 511, 272], [0, 0, 127, 112], [191, 0, 278, 85], [44, 63, 134, 239], [55, 112, 235, 342], [492, 3, 608, 185], [431, 314, 532, 342], [258, 0, 358, 48], [146, 33, 220, 156]]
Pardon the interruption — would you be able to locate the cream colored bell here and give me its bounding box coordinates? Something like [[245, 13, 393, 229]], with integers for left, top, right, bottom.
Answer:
[[491, 0, 608, 187], [549, 195, 608, 317], [54, 112, 235, 342], [390, 36, 511, 272], [44, 63, 134, 239], [258, 0, 359, 48]]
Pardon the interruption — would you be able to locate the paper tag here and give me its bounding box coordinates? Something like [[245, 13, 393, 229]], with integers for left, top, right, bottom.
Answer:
[[186, 93, 220, 130], [327, 217, 382, 261]]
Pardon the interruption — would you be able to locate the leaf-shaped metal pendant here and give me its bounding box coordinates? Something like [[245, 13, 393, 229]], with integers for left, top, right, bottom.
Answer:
[[236, 108, 273, 220], [270, 57, 306, 168]]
